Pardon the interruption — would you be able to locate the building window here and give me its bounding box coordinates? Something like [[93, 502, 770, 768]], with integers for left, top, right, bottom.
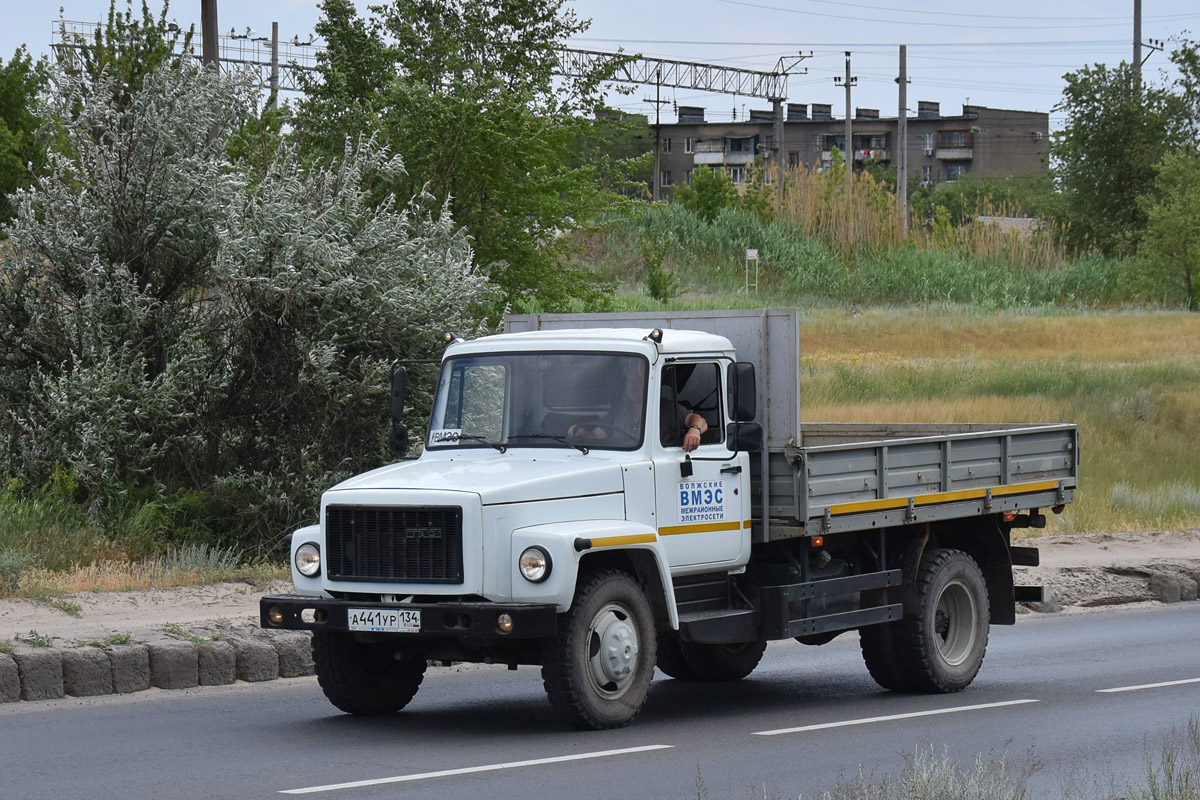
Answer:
[[684, 137, 694, 154], [662, 138, 672, 153], [812, 134, 822, 151], [921, 165, 932, 185], [685, 168, 694, 184], [922, 132, 934, 150], [729, 167, 746, 184], [868, 134, 887, 149], [728, 137, 753, 153], [788, 150, 800, 168], [939, 130, 967, 147], [946, 163, 968, 181], [660, 170, 672, 187]]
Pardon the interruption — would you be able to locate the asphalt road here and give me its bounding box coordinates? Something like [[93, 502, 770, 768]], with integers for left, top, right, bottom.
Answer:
[[2, 604, 1197, 800]]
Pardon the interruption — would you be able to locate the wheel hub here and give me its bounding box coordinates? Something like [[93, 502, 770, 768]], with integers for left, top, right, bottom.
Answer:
[[934, 578, 977, 666], [587, 602, 639, 697]]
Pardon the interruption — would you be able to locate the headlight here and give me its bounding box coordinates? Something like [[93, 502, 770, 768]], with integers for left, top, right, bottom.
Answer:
[[518, 546, 551, 583], [295, 542, 321, 577]]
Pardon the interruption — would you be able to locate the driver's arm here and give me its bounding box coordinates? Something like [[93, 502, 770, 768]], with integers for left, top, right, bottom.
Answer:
[[681, 411, 707, 452]]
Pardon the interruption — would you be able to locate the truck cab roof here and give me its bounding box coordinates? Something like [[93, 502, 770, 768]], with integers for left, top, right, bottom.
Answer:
[[447, 327, 736, 359]]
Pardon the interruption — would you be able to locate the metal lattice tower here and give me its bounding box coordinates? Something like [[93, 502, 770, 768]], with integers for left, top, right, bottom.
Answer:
[[53, 19, 319, 93]]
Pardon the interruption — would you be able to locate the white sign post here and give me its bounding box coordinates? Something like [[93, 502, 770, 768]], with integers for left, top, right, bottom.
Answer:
[[745, 248, 759, 294]]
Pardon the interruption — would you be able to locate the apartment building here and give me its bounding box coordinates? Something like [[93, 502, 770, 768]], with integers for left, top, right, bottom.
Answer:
[[653, 101, 1049, 198]]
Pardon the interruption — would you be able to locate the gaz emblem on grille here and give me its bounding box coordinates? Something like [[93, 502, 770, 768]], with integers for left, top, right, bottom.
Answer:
[[404, 527, 443, 539]]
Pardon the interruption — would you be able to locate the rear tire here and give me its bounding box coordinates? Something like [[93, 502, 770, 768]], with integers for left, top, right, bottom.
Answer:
[[312, 630, 427, 715], [541, 570, 657, 730], [679, 639, 767, 681], [655, 630, 698, 679], [860, 621, 916, 691], [861, 548, 989, 693]]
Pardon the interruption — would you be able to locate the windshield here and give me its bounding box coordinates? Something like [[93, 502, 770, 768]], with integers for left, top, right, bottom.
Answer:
[[428, 352, 648, 451]]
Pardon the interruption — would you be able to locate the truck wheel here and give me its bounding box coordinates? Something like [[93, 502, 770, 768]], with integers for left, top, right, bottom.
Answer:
[[859, 621, 916, 692], [312, 630, 427, 715], [872, 548, 989, 693], [541, 570, 656, 730], [679, 639, 767, 681], [656, 631, 698, 679]]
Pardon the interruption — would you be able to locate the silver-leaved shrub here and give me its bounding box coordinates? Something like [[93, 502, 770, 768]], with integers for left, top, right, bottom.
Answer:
[[0, 60, 495, 554]]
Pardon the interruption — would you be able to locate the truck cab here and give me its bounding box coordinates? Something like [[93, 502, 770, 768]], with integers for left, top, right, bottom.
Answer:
[[263, 326, 763, 728]]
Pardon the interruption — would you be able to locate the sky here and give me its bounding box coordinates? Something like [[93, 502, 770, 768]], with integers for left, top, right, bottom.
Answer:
[[2, 0, 1197, 129]]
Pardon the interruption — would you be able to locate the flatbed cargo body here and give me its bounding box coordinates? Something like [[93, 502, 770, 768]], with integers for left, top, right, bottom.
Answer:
[[758, 421, 1077, 540]]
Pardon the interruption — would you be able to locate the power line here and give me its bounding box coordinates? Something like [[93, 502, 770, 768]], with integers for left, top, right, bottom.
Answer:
[[711, 0, 1200, 30], [713, 0, 1198, 24], [571, 37, 1132, 48]]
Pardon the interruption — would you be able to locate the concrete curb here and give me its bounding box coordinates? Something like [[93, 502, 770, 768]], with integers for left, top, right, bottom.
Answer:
[[1, 627, 313, 705], [1, 562, 1196, 704]]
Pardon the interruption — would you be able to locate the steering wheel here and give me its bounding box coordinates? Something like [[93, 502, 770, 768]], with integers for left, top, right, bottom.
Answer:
[[574, 423, 635, 443]]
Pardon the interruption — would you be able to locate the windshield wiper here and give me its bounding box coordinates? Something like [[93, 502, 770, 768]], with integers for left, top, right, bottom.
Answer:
[[455, 434, 507, 453], [507, 433, 590, 454]]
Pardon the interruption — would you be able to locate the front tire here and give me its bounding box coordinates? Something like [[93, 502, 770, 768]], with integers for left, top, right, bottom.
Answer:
[[312, 630, 427, 715], [542, 570, 656, 730]]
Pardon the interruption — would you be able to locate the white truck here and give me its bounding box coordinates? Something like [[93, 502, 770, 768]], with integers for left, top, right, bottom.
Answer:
[[261, 309, 1077, 729]]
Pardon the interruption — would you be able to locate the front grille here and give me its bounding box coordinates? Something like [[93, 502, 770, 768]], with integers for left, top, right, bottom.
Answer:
[[325, 505, 464, 583]]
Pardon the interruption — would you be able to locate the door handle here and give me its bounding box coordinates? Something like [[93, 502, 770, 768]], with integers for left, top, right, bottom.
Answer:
[[720, 464, 742, 475]]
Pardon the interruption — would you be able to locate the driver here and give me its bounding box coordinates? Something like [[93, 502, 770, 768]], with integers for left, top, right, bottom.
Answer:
[[568, 360, 707, 452]]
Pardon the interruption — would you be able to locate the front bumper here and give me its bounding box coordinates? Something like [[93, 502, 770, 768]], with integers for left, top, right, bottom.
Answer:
[[260, 594, 559, 639]]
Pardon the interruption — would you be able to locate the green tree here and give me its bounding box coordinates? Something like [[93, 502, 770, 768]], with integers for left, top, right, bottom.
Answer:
[[0, 59, 495, 553], [735, 165, 775, 224], [1139, 149, 1200, 310], [673, 165, 736, 223], [53, 1, 193, 108], [294, 0, 625, 312], [566, 109, 652, 199], [1170, 38, 1200, 146], [1050, 60, 1187, 254], [0, 47, 46, 231]]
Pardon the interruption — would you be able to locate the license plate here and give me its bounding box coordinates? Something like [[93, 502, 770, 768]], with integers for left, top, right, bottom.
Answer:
[[347, 607, 421, 633]]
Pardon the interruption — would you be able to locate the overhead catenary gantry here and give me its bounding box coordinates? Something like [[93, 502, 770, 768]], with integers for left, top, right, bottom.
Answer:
[[557, 49, 810, 201], [555, 48, 807, 103]]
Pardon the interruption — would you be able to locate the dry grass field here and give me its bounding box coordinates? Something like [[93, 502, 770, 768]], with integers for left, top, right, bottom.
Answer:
[[798, 309, 1200, 534]]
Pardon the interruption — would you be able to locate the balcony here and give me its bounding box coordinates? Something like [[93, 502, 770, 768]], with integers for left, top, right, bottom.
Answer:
[[937, 148, 974, 161], [693, 151, 755, 166], [853, 149, 890, 162]]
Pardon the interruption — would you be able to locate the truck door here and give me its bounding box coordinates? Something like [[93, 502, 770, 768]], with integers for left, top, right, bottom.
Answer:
[[654, 361, 749, 569]]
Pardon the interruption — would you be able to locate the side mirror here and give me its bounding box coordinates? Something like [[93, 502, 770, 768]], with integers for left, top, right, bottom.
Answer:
[[727, 362, 757, 422], [390, 365, 408, 421], [389, 423, 410, 459], [726, 422, 763, 453], [389, 366, 410, 459]]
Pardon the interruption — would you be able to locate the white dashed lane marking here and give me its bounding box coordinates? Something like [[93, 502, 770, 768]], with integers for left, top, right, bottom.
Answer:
[[1096, 677, 1200, 694], [752, 699, 1042, 737], [279, 744, 675, 794]]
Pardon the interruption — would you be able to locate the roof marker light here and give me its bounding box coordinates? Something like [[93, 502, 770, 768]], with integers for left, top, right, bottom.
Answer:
[[647, 328, 664, 344]]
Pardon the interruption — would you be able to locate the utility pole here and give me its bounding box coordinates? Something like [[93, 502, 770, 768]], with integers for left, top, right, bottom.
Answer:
[[644, 68, 668, 202], [269, 21, 279, 102], [897, 45, 908, 237], [1134, 0, 1142, 86], [201, 0, 219, 70], [833, 51, 856, 195], [774, 99, 785, 206]]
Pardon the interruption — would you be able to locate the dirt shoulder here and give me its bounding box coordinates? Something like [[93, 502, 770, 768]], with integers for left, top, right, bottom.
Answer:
[[1, 531, 1198, 648]]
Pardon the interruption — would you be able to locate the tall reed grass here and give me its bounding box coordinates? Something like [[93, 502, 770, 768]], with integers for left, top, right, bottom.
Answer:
[[574, 199, 1137, 310]]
